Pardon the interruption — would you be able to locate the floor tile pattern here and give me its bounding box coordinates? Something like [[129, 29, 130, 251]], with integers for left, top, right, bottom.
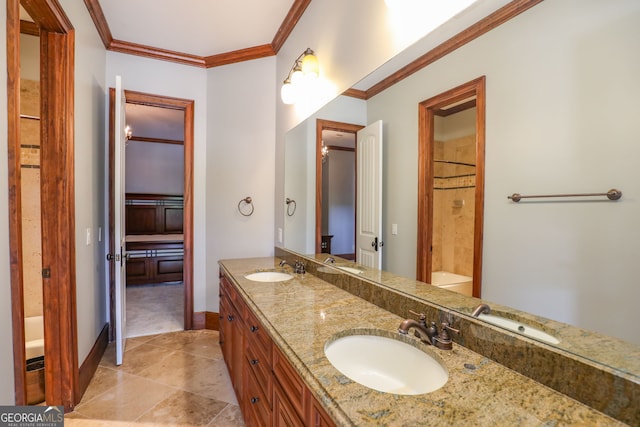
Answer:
[[126, 283, 184, 338], [66, 330, 245, 426]]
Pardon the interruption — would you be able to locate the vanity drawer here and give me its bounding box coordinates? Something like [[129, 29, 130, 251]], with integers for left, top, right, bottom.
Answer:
[[245, 309, 272, 360], [244, 364, 271, 427], [245, 340, 272, 405]]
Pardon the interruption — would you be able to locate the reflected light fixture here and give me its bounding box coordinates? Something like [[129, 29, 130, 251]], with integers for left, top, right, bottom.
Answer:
[[281, 48, 319, 104], [321, 142, 329, 163], [125, 125, 132, 140]]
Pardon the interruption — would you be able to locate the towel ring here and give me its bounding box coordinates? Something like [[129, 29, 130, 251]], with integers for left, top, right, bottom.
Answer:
[[238, 196, 254, 216], [286, 198, 296, 216]]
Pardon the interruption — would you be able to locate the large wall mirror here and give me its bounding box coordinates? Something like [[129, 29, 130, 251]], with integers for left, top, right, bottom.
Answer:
[[282, 1, 640, 381]]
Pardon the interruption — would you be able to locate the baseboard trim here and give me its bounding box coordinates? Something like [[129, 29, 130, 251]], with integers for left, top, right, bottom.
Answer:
[[193, 311, 220, 331], [77, 323, 109, 401]]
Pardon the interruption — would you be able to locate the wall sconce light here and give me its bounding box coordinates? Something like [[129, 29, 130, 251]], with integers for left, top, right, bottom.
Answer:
[[281, 48, 319, 105]]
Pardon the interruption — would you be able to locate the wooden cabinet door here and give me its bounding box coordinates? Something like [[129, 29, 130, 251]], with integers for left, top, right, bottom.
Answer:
[[308, 395, 336, 427], [273, 382, 304, 427]]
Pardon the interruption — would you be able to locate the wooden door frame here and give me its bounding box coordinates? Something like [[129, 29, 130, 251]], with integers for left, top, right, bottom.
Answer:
[[315, 120, 364, 255], [108, 89, 195, 337], [8, 0, 78, 408], [417, 76, 486, 297]]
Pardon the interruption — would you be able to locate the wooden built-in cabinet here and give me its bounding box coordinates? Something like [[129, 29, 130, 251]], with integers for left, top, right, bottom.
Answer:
[[125, 193, 183, 235], [126, 240, 184, 285], [219, 272, 335, 427]]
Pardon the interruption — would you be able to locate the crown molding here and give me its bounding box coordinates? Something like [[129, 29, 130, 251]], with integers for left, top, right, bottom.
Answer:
[[83, 0, 111, 48], [272, 0, 311, 53], [83, 0, 311, 68], [360, 0, 544, 99], [341, 88, 367, 100], [204, 44, 276, 68], [109, 39, 207, 67]]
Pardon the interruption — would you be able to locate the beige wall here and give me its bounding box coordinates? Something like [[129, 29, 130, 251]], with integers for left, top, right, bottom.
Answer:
[[432, 135, 476, 277]]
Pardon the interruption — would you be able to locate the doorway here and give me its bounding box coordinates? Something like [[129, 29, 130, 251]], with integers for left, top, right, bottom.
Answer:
[[417, 76, 486, 297], [8, 0, 78, 408], [108, 90, 195, 342], [123, 103, 186, 337], [315, 120, 364, 258]]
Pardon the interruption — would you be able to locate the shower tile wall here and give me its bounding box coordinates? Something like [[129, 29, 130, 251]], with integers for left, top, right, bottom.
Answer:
[[20, 79, 42, 318], [433, 134, 475, 277]]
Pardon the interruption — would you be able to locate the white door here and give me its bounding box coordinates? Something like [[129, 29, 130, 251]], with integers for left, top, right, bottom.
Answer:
[[356, 120, 383, 268], [114, 76, 127, 365]]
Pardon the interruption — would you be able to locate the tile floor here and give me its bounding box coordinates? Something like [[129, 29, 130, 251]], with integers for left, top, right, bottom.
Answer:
[[65, 330, 245, 426], [126, 283, 184, 338]]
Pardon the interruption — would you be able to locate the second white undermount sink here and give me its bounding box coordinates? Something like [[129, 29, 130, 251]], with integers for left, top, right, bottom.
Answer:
[[324, 333, 448, 395], [477, 313, 560, 345], [244, 271, 293, 282]]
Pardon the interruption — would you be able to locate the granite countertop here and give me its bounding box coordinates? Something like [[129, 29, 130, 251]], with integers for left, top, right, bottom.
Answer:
[[219, 257, 623, 426]]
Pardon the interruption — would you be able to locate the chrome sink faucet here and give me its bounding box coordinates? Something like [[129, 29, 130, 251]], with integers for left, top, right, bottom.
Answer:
[[279, 259, 305, 274], [324, 256, 335, 264]]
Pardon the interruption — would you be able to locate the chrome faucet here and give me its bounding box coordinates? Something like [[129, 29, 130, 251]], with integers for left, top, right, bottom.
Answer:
[[279, 259, 305, 274], [323, 257, 335, 264], [398, 311, 438, 345], [471, 303, 491, 317], [279, 259, 292, 269], [294, 260, 306, 274]]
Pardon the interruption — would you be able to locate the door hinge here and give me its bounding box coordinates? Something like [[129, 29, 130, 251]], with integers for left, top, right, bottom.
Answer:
[[42, 268, 51, 279], [106, 253, 121, 262]]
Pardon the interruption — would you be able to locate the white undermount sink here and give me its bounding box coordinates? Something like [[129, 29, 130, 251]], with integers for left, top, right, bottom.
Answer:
[[477, 313, 560, 345], [244, 271, 293, 282], [324, 333, 448, 395]]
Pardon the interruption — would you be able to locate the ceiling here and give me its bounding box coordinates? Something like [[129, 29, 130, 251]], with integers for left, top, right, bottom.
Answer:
[[97, 0, 296, 58], [81, 0, 309, 68]]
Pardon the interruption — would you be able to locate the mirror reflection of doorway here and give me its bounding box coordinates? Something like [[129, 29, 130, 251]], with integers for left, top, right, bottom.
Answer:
[[417, 77, 486, 298], [315, 120, 364, 259]]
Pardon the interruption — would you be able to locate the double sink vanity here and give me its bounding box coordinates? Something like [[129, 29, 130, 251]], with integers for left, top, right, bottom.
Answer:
[[218, 249, 638, 426]]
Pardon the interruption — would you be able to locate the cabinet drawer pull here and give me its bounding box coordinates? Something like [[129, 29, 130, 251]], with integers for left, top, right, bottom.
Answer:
[[250, 397, 259, 404], [250, 325, 259, 332], [250, 359, 259, 365], [228, 315, 234, 321]]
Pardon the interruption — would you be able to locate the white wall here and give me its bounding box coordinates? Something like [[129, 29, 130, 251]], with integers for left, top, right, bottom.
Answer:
[[206, 57, 276, 311], [125, 141, 184, 195], [366, 0, 640, 344], [0, 3, 16, 405]]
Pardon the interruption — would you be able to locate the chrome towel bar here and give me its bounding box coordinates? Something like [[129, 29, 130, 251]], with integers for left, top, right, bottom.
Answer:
[[508, 189, 622, 202]]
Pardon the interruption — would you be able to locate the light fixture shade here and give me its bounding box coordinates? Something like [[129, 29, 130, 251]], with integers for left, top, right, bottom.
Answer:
[[301, 51, 319, 78], [281, 81, 296, 104], [290, 67, 304, 86]]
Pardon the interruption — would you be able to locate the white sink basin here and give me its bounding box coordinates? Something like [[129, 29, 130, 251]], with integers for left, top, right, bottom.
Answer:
[[477, 313, 560, 345], [336, 266, 363, 274], [324, 334, 448, 395], [244, 272, 293, 282]]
